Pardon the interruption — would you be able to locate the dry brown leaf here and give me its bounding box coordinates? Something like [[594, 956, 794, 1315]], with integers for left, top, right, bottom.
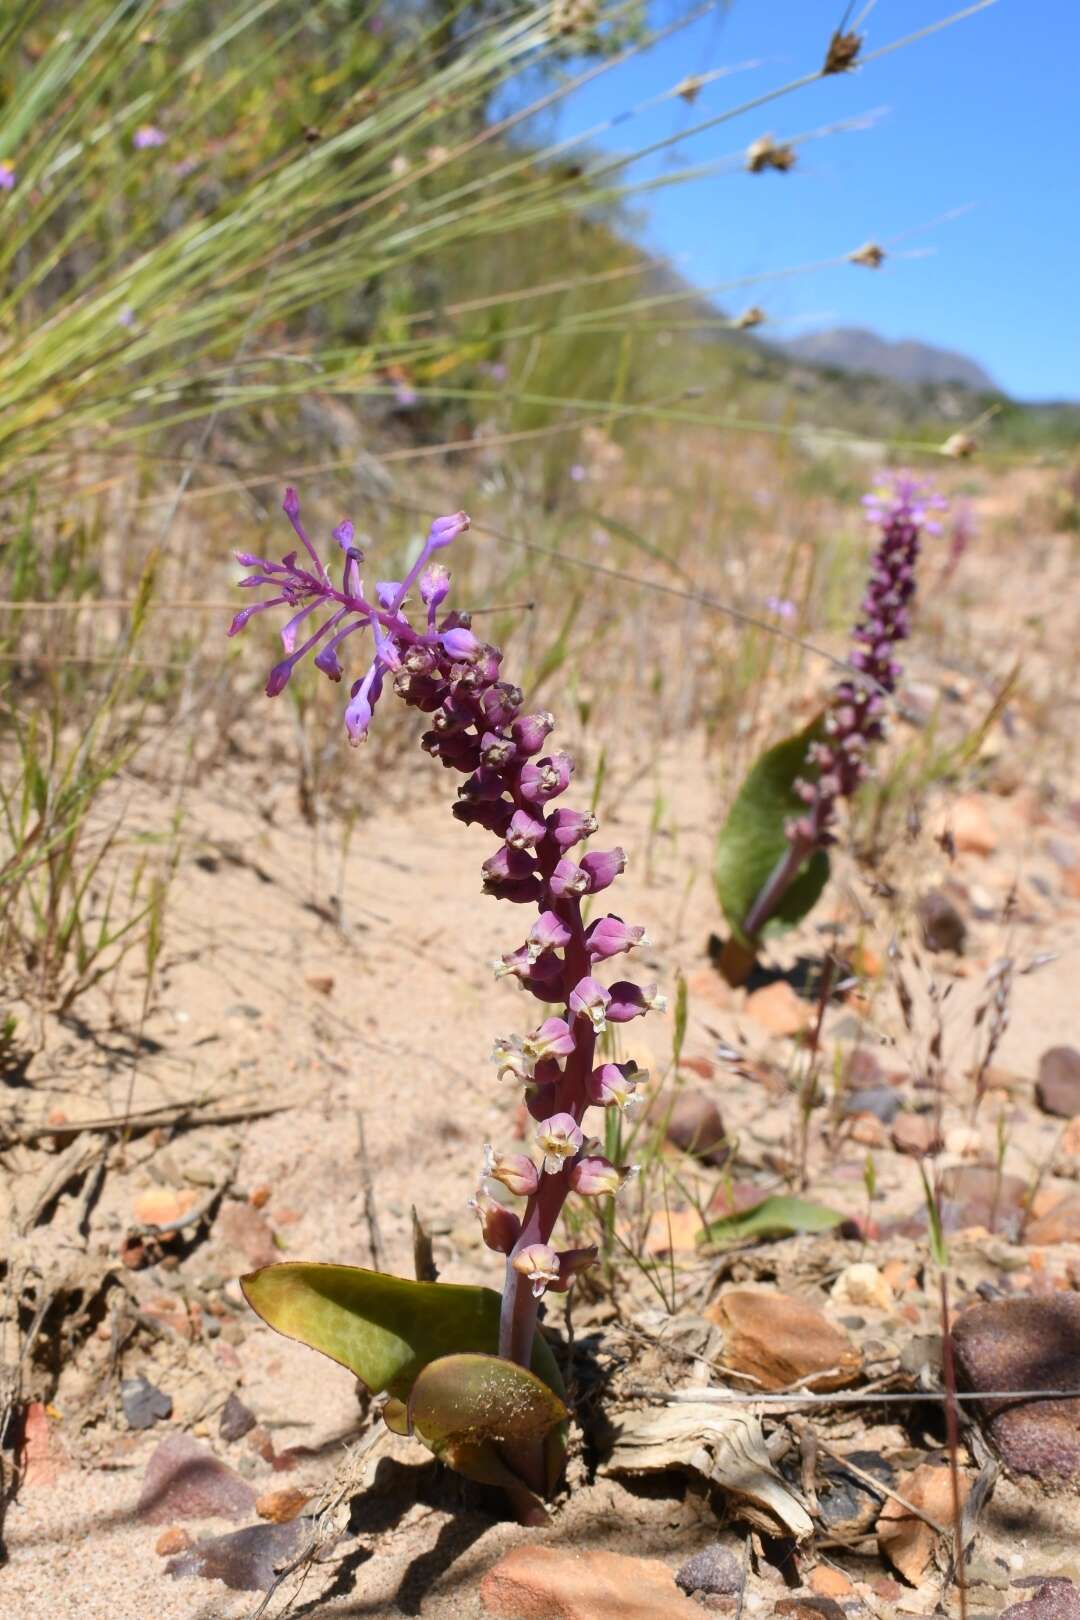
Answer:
[[604, 1402, 814, 1540]]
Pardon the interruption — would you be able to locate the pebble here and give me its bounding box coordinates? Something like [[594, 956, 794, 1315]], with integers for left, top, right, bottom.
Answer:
[[916, 890, 968, 954], [707, 1288, 861, 1392], [945, 795, 998, 856], [166, 1521, 305, 1592], [136, 1433, 257, 1523], [831, 1263, 893, 1311], [1037, 1048, 1080, 1120], [951, 1297, 1080, 1480], [675, 1544, 743, 1597], [744, 981, 811, 1038], [1000, 1583, 1080, 1620], [891, 1113, 943, 1158], [219, 1392, 257, 1443], [255, 1486, 310, 1523], [656, 1090, 729, 1166], [844, 1086, 901, 1125], [121, 1375, 173, 1430], [481, 1545, 705, 1619], [155, 1526, 193, 1556], [214, 1199, 277, 1269]]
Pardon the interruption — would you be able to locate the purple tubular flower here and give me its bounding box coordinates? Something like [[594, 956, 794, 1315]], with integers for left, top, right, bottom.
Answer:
[[519, 754, 573, 805], [133, 124, 166, 149], [568, 976, 610, 1033], [546, 808, 598, 850], [586, 915, 647, 961], [512, 1243, 561, 1298], [580, 848, 627, 892], [605, 981, 667, 1022], [548, 858, 589, 900], [484, 1146, 541, 1199], [570, 1155, 633, 1197], [0, 161, 15, 191], [511, 712, 555, 756], [229, 487, 658, 1375], [471, 1193, 521, 1254], [587, 1060, 647, 1111]]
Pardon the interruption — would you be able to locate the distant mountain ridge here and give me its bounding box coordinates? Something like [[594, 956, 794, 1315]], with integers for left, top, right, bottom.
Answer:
[[776, 326, 998, 392]]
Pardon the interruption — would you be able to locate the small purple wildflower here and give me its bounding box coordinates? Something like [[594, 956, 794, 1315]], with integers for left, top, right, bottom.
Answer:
[[393, 383, 418, 408], [764, 593, 796, 621], [118, 306, 136, 329], [133, 125, 166, 150], [0, 161, 15, 191], [231, 489, 658, 1368], [743, 471, 945, 939], [568, 463, 587, 483]]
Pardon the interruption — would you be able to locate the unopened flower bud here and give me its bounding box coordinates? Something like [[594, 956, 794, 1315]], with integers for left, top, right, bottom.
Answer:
[[440, 626, 481, 662], [535, 1111, 584, 1174], [569, 1155, 635, 1197], [512, 1242, 561, 1298], [483, 1145, 541, 1198], [420, 563, 451, 610], [586, 915, 647, 961], [511, 711, 555, 756], [580, 848, 626, 892], [568, 975, 611, 1034], [470, 1192, 521, 1254], [605, 981, 666, 1023], [546, 807, 598, 851]]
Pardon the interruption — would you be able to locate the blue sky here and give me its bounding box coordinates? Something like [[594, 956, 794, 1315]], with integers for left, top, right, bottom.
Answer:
[[532, 1, 1078, 400]]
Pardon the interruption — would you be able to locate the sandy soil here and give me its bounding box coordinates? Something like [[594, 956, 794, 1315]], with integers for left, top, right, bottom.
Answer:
[[3, 508, 1080, 1619]]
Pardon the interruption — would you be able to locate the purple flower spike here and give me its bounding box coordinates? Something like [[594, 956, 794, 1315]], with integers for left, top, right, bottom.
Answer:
[[229, 486, 657, 1375], [742, 472, 945, 942]]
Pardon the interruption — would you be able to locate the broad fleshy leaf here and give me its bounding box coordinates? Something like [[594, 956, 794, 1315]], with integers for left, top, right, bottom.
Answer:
[[240, 1263, 564, 1403], [409, 1352, 567, 1454], [697, 1194, 845, 1247], [714, 718, 830, 946], [409, 1353, 569, 1525]]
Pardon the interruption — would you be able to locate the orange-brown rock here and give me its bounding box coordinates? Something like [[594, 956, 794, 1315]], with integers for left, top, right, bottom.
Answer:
[[255, 1486, 310, 1523], [706, 1289, 861, 1391], [481, 1546, 704, 1620], [744, 981, 812, 1038], [155, 1526, 193, 1556], [878, 1463, 971, 1584]]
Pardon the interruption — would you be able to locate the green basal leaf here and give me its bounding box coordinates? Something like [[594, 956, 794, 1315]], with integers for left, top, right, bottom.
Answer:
[[409, 1353, 569, 1525], [714, 717, 831, 946], [697, 1194, 845, 1247], [241, 1263, 564, 1404], [409, 1352, 567, 1454]]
